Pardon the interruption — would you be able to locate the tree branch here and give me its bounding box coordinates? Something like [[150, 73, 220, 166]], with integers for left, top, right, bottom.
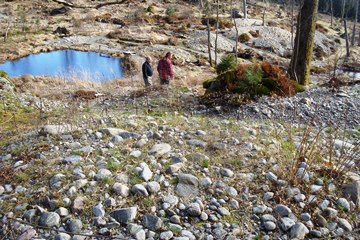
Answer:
[[51, 0, 130, 9]]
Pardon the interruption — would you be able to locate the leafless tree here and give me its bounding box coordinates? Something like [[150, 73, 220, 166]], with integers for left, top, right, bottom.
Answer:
[[351, 0, 359, 46], [330, 0, 334, 27], [215, 0, 220, 65], [231, 0, 239, 62], [344, 19, 351, 58], [243, 0, 247, 19]]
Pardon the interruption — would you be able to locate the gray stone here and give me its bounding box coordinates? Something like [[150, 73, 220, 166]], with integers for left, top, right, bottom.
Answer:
[[296, 168, 310, 182], [319, 199, 330, 210], [274, 204, 292, 217], [186, 139, 207, 148], [289, 223, 309, 239], [265, 172, 277, 181], [162, 195, 179, 207], [280, 217, 295, 231], [72, 197, 86, 213], [294, 194, 306, 202], [263, 192, 274, 201], [175, 174, 199, 198], [324, 207, 338, 219], [110, 207, 137, 223], [49, 174, 66, 189], [95, 169, 112, 180], [149, 143, 171, 157], [253, 205, 267, 214], [66, 219, 83, 233], [225, 187, 238, 196], [54, 233, 71, 240], [93, 202, 105, 217], [336, 198, 351, 211], [309, 230, 322, 238], [181, 230, 196, 240], [63, 155, 83, 164], [139, 162, 153, 181], [112, 183, 129, 197], [342, 181, 360, 206], [56, 207, 69, 217], [200, 177, 212, 187], [112, 135, 124, 143], [39, 212, 60, 227], [132, 184, 149, 196], [146, 181, 161, 194], [220, 168, 234, 178], [338, 218, 352, 231], [218, 207, 230, 216], [261, 214, 276, 222], [99, 128, 126, 136], [41, 124, 72, 135], [264, 221, 277, 231], [300, 213, 311, 222], [130, 150, 142, 158], [142, 214, 163, 231], [187, 203, 202, 217], [160, 231, 174, 240], [17, 229, 37, 240]]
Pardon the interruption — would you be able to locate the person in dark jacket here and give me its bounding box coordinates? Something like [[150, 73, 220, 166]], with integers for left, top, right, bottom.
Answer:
[[142, 57, 153, 87]]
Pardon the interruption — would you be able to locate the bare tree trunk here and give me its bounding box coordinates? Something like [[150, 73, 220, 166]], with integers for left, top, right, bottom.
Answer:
[[231, 0, 238, 63], [207, 18, 213, 67], [4, 21, 11, 42], [330, 0, 333, 27], [358, 27, 360, 45], [341, 0, 346, 19], [289, 0, 319, 85], [262, 0, 266, 26], [291, 0, 294, 49], [351, 0, 359, 46], [199, 0, 203, 8], [243, 0, 247, 19], [344, 19, 351, 58], [215, 0, 219, 66]]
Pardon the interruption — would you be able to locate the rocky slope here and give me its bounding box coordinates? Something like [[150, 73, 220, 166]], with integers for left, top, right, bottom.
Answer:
[[0, 82, 359, 240]]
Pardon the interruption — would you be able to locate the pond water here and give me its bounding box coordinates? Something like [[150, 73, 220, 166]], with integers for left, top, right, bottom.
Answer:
[[0, 50, 123, 81]]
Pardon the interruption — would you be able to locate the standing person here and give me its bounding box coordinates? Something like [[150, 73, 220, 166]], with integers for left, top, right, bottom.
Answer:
[[142, 56, 153, 87], [157, 52, 174, 85]]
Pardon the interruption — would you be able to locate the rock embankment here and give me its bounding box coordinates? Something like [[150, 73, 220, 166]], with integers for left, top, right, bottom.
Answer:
[[0, 92, 359, 239]]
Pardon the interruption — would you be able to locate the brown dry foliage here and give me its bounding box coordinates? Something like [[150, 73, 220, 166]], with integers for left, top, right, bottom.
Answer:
[[74, 90, 97, 100], [260, 62, 296, 97], [316, 23, 328, 33]]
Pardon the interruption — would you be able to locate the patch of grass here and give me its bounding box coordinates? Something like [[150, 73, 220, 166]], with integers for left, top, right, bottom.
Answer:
[[14, 171, 30, 183], [200, 159, 209, 168], [130, 175, 143, 185], [107, 159, 121, 172], [98, 177, 115, 187]]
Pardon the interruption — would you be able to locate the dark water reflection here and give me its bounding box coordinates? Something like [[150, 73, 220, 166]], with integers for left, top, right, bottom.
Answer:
[[0, 50, 123, 81]]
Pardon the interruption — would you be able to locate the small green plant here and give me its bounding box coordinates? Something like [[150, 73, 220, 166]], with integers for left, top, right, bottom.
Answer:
[[107, 160, 121, 172], [216, 54, 237, 74], [130, 175, 143, 185], [200, 159, 209, 168], [0, 70, 8, 78], [165, 6, 175, 16]]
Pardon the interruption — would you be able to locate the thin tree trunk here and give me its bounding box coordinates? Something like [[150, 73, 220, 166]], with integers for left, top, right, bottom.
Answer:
[[231, 0, 238, 63], [4, 21, 10, 42], [199, 0, 203, 8], [341, 0, 346, 19], [351, 0, 359, 46], [289, 0, 319, 85], [262, 0, 266, 26], [207, 18, 213, 67], [330, 0, 333, 27], [215, 0, 219, 66], [243, 0, 247, 19], [291, 0, 294, 49], [344, 19, 351, 58], [358, 27, 360, 45]]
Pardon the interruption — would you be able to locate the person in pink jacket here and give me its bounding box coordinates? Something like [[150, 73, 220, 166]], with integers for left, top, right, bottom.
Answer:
[[157, 52, 174, 85]]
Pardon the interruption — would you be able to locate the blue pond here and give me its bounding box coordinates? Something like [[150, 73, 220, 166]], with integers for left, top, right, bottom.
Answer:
[[0, 50, 123, 81]]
